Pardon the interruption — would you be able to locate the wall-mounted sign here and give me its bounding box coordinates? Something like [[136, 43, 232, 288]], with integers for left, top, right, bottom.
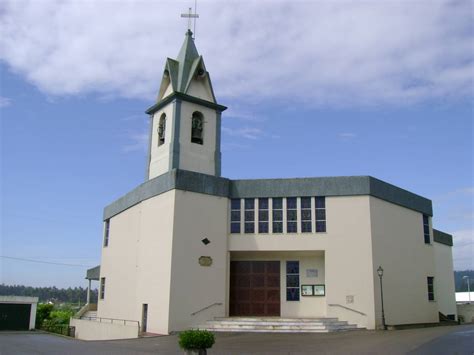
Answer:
[[301, 284, 325, 296], [346, 295, 354, 304], [306, 269, 318, 278], [198, 256, 213, 267]]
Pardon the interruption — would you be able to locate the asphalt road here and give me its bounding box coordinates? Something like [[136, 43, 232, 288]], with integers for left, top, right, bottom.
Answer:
[[1, 325, 473, 355]]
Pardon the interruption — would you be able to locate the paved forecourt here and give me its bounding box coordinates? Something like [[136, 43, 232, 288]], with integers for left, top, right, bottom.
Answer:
[[1, 325, 473, 355]]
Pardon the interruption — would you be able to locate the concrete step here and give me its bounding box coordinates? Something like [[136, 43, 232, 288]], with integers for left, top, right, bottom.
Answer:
[[82, 311, 97, 319], [205, 320, 348, 327], [207, 328, 331, 333], [199, 317, 362, 333], [213, 317, 339, 322]]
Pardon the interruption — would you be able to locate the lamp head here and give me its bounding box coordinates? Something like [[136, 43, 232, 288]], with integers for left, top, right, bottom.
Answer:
[[377, 266, 384, 277]]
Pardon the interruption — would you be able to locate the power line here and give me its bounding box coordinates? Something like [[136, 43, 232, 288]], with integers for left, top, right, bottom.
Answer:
[[0, 256, 94, 268]]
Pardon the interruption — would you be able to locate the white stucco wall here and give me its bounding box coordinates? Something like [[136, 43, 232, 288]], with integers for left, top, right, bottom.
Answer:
[[178, 101, 218, 176], [369, 196, 438, 328], [148, 105, 174, 179], [433, 242, 457, 319], [167, 190, 228, 332], [98, 190, 176, 335], [71, 318, 139, 340], [229, 196, 376, 329], [186, 77, 215, 102]]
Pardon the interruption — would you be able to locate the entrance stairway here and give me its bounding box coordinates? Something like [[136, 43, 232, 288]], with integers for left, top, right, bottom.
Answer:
[[199, 317, 362, 333], [82, 310, 97, 320]]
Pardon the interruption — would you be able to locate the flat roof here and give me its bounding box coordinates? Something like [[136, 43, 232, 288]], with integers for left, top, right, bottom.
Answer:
[[104, 169, 433, 220], [0, 296, 39, 304]]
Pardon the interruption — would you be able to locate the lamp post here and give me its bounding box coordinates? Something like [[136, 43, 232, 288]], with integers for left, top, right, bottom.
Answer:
[[463, 276, 471, 303], [377, 266, 387, 330]]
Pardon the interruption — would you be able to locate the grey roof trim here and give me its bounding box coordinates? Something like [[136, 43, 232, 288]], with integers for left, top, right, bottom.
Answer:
[[86, 265, 101, 281], [103, 170, 230, 220], [104, 170, 432, 220], [145, 92, 227, 115], [369, 177, 433, 216], [230, 176, 432, 215], [230, 176, 370, 198], [433, 229, 453, 246]]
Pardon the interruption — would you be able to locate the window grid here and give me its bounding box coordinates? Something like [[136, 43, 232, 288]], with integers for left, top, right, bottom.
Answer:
[[427, 276, 434, 301], [315, 196, 326, 233], [258, 198, 269, 233], [230, 199, 241, 234], [100, 277, 106, 300], [423, 215, 430, 244], [103, 220, 110, 247], [286, 261, 300, 301], [244, 198, 255, 234], [301, 197, 312, 233], [272, 198, 283, 233], [286, 197, 297, 234]]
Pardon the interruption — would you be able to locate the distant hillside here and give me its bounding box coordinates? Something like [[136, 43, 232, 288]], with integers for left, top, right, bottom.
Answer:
[[0, 284, 98, 303], [454, 270, 474, 292]]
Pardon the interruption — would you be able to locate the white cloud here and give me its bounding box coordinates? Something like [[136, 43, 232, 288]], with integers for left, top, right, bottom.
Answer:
[[222, 126, 263, 140], [0, 96, 12, 108], [339, 132, 357, 138], [0, 0, 472, 107], [122, 132, 148, 153]]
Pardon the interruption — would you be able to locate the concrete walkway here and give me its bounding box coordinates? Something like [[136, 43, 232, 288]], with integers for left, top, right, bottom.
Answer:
[[1, 324, 473, 355]]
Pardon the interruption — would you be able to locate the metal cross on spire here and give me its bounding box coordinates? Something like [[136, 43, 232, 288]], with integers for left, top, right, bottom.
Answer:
[[180, 1, 199, 39]]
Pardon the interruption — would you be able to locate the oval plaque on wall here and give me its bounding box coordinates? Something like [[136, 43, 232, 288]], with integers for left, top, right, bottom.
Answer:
[[199, 256, 213, 267]]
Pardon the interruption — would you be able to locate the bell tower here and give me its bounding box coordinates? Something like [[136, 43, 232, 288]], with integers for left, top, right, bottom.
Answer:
[[145, 29, 227, 180]]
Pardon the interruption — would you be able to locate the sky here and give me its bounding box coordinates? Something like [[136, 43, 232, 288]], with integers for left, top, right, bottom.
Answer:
[[0, 0, 473, 288]]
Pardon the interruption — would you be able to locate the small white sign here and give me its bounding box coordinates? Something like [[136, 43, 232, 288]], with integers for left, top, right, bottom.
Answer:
[[306, 269, 318, 278]]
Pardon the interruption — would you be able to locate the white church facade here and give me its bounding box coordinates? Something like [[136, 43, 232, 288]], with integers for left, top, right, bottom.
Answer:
[[73, 30, 457, 339]]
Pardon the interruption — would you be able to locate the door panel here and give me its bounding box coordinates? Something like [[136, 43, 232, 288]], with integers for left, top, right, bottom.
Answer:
[[230, 261, 280, 316]]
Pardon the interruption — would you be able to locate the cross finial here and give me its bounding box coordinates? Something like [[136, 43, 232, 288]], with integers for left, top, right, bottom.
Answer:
[[180, 2, 199, 39]]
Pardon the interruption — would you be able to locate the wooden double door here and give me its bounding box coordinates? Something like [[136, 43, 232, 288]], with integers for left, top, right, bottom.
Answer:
[[229, 261, 280, 316]]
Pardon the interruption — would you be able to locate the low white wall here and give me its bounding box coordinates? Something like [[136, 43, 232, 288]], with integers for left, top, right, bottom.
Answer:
[[70, 318, 139, 340], [457, 304, 474, 324]]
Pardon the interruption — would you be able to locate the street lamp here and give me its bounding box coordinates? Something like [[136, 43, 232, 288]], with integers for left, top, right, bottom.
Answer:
[[462, 276, 471, 303], [377, 266, 387, 330]]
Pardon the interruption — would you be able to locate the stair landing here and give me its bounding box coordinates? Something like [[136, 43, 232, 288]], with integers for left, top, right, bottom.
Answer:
[[199, 317, 362, 333]]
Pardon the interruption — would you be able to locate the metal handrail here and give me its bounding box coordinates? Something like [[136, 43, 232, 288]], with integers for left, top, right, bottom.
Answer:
[[191, 302, 223, 316], [79, 315, 140, 327], [328, 304, 366, 316]]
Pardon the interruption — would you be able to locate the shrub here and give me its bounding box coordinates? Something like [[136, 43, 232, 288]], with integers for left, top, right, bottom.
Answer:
[[36, 303, 54, 328], [178, 329, 215, 350]]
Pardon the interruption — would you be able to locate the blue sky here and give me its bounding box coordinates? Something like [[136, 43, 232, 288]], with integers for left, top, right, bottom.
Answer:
[[1, 0, 473, 288]]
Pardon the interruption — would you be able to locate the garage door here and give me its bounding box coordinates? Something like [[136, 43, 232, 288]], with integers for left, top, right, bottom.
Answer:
[[0, 304, 31, 330], [230, 261, 280, 316]]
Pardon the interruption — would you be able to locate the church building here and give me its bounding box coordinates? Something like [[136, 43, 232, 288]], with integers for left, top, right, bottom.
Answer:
[[72, 29, 457, 340]]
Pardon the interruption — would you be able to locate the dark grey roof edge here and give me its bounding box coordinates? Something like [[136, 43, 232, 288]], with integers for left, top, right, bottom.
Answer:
[[230, 175, 371, 198], [145, 92, 227, 115], [103, 170, 230, 220], [368, 176, 433, 216], [103, 170, 433, 220], [433, 229, 454, 246], [86, 265, 100, 280]]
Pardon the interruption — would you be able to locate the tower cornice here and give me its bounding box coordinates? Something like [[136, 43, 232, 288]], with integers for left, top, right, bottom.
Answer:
[[145, 91, 227, 115]]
